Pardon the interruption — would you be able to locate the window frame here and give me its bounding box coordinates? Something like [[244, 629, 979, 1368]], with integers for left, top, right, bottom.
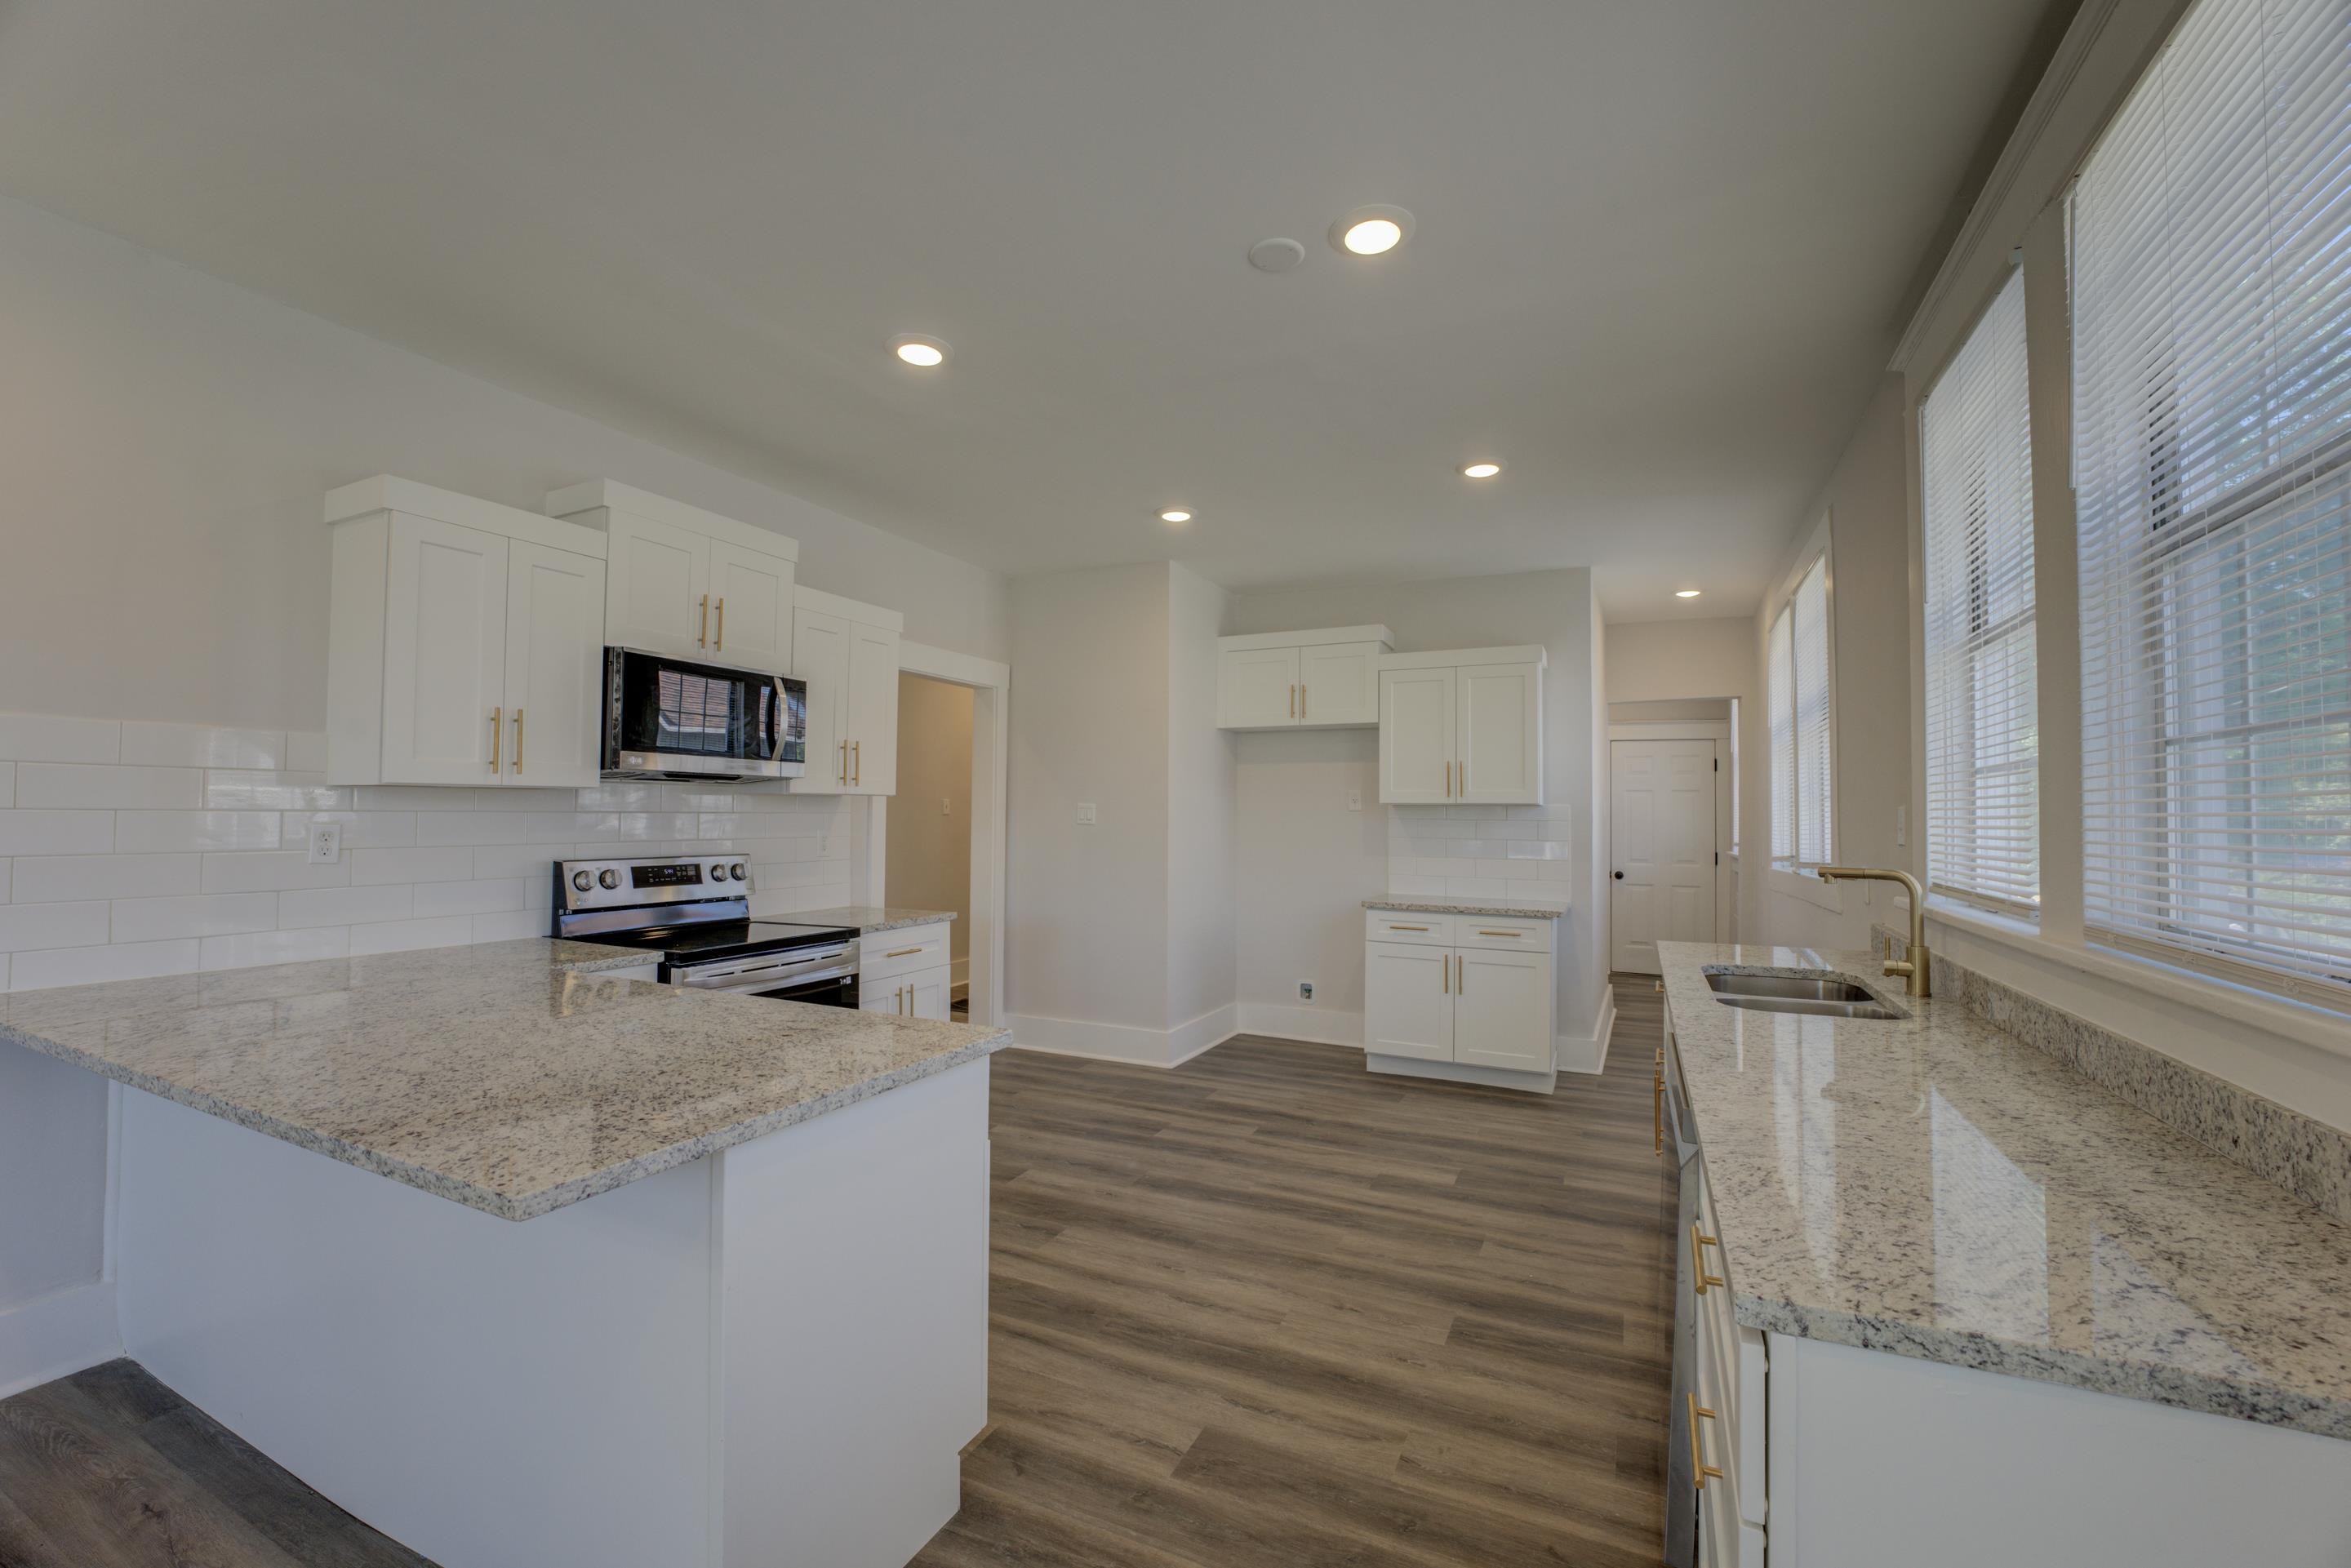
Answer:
[[1765, 517, 1841, 909]]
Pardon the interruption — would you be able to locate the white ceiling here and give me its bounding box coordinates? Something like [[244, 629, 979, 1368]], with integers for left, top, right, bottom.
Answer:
[[0, 0, 2053, 615]]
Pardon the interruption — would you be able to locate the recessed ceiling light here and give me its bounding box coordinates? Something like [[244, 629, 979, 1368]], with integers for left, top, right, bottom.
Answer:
[[1331, 205, 1415, 257], [1158, 508, 1194, 525], [1676, 589, 1703, 598], [1460, 460, 1504, 479], [891, 335, 949, 367]]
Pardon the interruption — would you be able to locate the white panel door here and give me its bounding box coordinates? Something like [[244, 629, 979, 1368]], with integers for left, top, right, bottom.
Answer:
[[381, 514, 508, 786], [1218, 646, 1301, 728], [605, 511, 711, 660], [791, 608, 851, 793], [1453, 948, 1553, 1072], [1298, 641, 1383, 726], [501, 540, 607, 788], [1364, 941, 1455, 1059], [706, 540, 795, 673], [1378, 667, 1456, 803], [845, 622, 901, 796], [1458, 662, 1543, 804], [1611, 739, 1718, 973]]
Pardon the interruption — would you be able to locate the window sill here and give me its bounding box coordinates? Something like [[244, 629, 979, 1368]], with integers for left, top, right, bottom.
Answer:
[[1922, 899, 2351, 1065]]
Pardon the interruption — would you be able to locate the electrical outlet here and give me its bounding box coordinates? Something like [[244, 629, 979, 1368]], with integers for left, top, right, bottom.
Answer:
[[818, 831, 832, 855], [1298, 980, 1314, 1002], [942, 796, 952, 815], [305, 822, 343, 865], [1076, 802, 1097, 826], [1345, 788, 1362, 812]]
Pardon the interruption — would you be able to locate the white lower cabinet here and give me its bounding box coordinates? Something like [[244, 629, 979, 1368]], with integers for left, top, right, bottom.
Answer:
[[861, 922, 952, 1019], [864, 967, 950, 1020], [1362, 913, 1557, 1085]]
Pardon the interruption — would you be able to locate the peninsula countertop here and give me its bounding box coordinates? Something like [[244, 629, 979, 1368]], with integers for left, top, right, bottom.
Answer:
[[0, 939, 1009, 1223], [1362, 897, 1566, 919], [790, 906, 958, 935], [1659, 940, 2351, 1440]]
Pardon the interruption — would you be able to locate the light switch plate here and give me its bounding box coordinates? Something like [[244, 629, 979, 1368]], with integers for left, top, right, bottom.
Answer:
[[305, 823, 343, 865], [1076, 802, 1097, 826], [1896, 805, 1908, 847], [1345, 788, 1362, 812]]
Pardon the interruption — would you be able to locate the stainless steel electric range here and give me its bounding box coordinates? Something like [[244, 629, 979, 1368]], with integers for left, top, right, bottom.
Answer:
[[552, 855, 860, 1005]]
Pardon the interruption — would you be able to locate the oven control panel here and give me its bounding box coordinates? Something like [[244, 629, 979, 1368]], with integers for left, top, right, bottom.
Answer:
[[555, 856, 752, 912]]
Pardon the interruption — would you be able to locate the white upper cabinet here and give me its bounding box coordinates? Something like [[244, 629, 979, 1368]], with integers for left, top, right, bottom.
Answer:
[[326, 478, 607, 788], [789, 586, 901, 797], [1376, 647, 1545, 806], [1215, 626, 1393, 730], [544, 480, 798, 674]]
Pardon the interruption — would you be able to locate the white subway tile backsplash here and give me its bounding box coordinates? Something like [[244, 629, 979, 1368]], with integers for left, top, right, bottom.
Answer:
[[469, 843, 564, 880], [0, 811, 118, 857], [620, 813, 699, 842], [13, 939, 202, 990], [285, 731, 331, 774], [110, 892, 280, 944], [0, 763, 11, 808], [16, 763, 203, 811], [577, 782, 664, 811], [200, 851, 353, 894], [357, 786, 479, 812], [282, 811, 417, 849], [0, 714, 121, 764], [350, 846, 475, 886], [202, 927, 348, 971], [0, 901, 113, 952], [13, 852, 202, 903], [530, 812, 619, 844], [413, 811, 520, 847], [411, 877, 537, 918], [469, 910, 546, 943], [471, 787, 581, 813], [119, 722, 285, 770], [204, 771, 350, 811], [349, 916, 475, 956], [279, 884, 413, 930], [116, 811, 282, 854]]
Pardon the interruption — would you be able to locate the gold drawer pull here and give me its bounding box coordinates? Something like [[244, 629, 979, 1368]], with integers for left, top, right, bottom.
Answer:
[[1475, 929, 1522, 937], [1691, 1225, 1724, 1294], [1388, 923, 1430, 931], [1688, 1393, 1724, 1488], [884, 945, 924, 958], [512, 708, 524, 774], [714, 597, 725, 651], [699, 593, 709, 647], [488, 706, 502, 772]]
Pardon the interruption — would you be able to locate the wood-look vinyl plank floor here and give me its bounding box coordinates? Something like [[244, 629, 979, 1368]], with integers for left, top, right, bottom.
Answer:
[[0, 979, 1673, 1568]]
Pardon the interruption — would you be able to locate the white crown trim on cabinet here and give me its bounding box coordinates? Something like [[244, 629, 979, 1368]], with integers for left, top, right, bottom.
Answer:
[[543, 478, 799, 561]]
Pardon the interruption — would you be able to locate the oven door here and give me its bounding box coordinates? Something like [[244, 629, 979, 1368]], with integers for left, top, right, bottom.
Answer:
[[603, 647, 807, 780], [665, 942, 858, 1005]]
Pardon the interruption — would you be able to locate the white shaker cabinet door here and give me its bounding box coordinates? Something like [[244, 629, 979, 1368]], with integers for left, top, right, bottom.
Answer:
[[705, 539, 795, 673], [501, 540, 607, 788], [1364, 941, 1455, 1060], [791, 608, 851, 793], [604, 510, 711, 660], [907, 967, 953, 1021], [1378, 667, 1456, 804], [844, 622, 900, 796], [1217, 646, 1302, 729], [1297, 641, 1383, 727], [381, 514, 509, 787], [1458, 661, 1543, 805], [1453, 948, 1553, 1073]]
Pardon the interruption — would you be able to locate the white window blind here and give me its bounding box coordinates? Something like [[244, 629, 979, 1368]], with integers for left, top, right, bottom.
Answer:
[[1922, 269, 2040, 913], [2074, 0, 2351, 1000], [1770, 553, 1834, 868]]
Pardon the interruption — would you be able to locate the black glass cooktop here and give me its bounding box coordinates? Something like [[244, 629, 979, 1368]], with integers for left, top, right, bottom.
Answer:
[[571, 920, 856, 965]]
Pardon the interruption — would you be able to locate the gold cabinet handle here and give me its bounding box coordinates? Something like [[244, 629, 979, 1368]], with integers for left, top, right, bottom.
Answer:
[[1444, 760, 1452, 797], [1288, 683, 1295, 718], [488, 706, 502, 773], [1441, 950, 1449, 993], [1458, 758, 1466, 794], [1475, 929, 1521, 937], [1688, 1393, 1724, 1488], [513, 708, 524, 774], [1691, 1224, 1724, 1295], [839, 740, 848, 784], [1654, 1048, 1666, 1155], [1300, 683, 1306, 721], [1455, 952, 1464, 991], [714, 597, 725, 651], [851, 739, 860, 786], [699, 593, 709, 647], [884, 946, 922, 958], [1388, 923, 1430, 932]]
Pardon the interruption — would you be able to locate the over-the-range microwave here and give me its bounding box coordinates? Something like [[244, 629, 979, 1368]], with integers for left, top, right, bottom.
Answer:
[[602, 647, 807, 781]]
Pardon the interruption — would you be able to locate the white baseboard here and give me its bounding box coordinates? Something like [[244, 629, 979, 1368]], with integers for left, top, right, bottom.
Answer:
[[0, 1278, 122, 1400], [1366, 1053, 1557, 1095], [1234, 1002, 1363, 1049], [1009, 1004, 1237, 1068], [1556, 984, 1616, 1076]]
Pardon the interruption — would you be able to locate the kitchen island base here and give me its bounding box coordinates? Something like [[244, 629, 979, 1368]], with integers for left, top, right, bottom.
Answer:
[[114, 1055, 990, 1568]]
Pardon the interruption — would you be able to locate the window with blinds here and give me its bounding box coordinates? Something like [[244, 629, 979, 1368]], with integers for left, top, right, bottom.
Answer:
[[2073, 0, 2351, 1001], [1922, 269, 2039, 913], [1769, 553, 1834, 868]]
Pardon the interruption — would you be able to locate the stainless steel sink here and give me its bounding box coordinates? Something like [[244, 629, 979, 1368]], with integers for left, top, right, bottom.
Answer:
[[1704, 970, 1906, 1019]]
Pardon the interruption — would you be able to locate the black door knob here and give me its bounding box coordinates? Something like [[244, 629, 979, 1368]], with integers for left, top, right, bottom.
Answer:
[[1612, 871, 1624, 880]]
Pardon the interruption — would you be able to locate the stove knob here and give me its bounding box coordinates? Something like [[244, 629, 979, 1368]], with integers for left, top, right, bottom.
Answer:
[[598, 868, 621, 890], [709, 862, 728, 882], [571, 870, 593, 891], [731, 863, 749, 882]]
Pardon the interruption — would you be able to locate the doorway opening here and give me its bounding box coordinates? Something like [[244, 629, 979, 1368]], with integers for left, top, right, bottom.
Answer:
[[1607, 701, 1734, 974]]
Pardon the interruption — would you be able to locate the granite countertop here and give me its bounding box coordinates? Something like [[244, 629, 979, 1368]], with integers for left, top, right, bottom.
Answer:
[[1658, 940, 2351, 1439], [1362, 897, 1565, 919], [1, 939, 1008, 1224], [790, 906, 958, 935]]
